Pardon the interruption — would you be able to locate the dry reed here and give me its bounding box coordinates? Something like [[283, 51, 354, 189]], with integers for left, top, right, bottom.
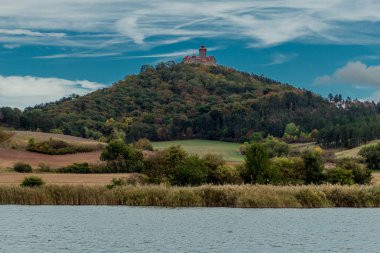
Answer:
[[0, 184, 379, 207]]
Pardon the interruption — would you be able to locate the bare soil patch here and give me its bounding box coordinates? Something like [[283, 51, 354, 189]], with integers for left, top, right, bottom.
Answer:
[[0, 148, 101, 168], [0, 173, 128, 185]]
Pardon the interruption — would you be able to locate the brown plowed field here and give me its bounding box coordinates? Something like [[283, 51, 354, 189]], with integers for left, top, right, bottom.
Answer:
[[0, 148, 102, 168], [0, 173, 128, 185]]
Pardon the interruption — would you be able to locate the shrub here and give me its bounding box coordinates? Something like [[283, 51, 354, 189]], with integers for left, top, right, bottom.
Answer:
[[325, 167, 354, 185], [301, 150, 324, 184], [27, 139, 94, 155], [133, 138, 153, 151], [13, 163, 32, 173], [174, 155, 208, 186], [100, 139, 144, 173], [352, 167, 372, 185], [265, 136, 290, 158], [143, 145, 188, 184], [50, 129, 64, 134], [359, 143, 380, 170], [0, 128, 13, 143], [59, 163, 91, 173], [210, 166, 243, 185], [58, 163, 114, 173], [336, 158, 372, 184], [106, 174, 149, 189], [241, 142, 273, 184], [35, 163, 52, 173], [20, 176, 45, 187], [271, 157, 304, 184]]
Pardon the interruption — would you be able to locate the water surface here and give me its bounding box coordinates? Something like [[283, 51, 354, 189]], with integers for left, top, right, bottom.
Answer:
[[0, 206, 379, 252]]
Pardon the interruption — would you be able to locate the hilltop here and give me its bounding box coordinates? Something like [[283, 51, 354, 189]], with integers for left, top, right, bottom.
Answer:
[[1, 62, 380, 147]]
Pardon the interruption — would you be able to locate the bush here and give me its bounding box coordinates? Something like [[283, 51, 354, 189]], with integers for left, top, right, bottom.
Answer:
[[359, 143, 380, 170], [271, 157, 304, 184], [20, 176, 45, 187], [58, 163, 115, 173], [210, 166, 243, 185], [106, 174, 149, 189], [325, 167, 354, 185], [133, 138, 153, 151], [241, 142, 273, 184], [100, 139, 144, 173], [35, 163, 52, 173], [27, 139, 94, 155], [174, 155, 208, 186], [0, 128, 13, 143], [13, 163, 32, 173], [301, 150, 324, 184], [143, 145, 188, 184], [336, 158, 372, 184]]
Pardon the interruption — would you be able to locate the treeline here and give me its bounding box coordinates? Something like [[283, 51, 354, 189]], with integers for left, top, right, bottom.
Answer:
[[1, 62, 380, 148], [53, 138, 371, 186]]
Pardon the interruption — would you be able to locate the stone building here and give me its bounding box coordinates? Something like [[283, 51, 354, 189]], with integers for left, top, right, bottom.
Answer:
[[182, 45, 217, 66]]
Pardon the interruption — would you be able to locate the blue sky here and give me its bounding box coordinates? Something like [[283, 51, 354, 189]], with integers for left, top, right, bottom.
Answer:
[[1, 0, 380, 108]]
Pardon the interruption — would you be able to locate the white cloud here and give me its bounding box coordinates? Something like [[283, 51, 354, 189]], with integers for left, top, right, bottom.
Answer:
[[0, 75, 105, 109], [313, 61, 380, 87], [0, 0, 380, 49], [313, 61, 380, 102], [124, 47, 219, 59], [0, 29, 65, 38], [257, 53, 298, 66], [35, 52, 120, 59], [3, 44, 20, 49]]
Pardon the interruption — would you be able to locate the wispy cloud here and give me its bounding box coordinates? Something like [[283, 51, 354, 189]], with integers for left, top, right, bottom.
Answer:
[[35, 52, 121, 59], [1, 0, 380, 50], [3, 44, 20, 49], [0, 29, 65, 38], [256, 53, 298, 66], [0, 75, 105, 109], [123, 47, 219, 59]]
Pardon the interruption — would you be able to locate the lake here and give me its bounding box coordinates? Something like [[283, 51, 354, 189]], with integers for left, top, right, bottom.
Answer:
[[0, 206, 379, 252]]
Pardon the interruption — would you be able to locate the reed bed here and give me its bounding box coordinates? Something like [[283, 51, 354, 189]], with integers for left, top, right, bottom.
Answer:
[[0, 184, 379, 207]]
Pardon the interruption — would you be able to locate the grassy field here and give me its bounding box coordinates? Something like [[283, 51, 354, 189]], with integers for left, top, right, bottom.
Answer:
[[0, 131, 105, 169], [0, 130, 104, 150], [335, 139, 380, 159], [152, 139, 244, 162], [0, 184, 379, 207]]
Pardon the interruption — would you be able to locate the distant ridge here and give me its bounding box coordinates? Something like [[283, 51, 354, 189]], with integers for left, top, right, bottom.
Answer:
[[1, 62, 380, 148]]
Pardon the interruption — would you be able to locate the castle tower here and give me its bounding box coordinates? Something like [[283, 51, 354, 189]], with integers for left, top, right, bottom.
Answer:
[[199, 44, 207, 60]]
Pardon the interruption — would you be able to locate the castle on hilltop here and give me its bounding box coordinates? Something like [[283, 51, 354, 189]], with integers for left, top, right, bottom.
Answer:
[[182, 45, 217, 66]]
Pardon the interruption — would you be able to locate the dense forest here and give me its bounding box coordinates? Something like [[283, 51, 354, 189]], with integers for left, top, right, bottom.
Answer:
[[1, 62, 380, 148]]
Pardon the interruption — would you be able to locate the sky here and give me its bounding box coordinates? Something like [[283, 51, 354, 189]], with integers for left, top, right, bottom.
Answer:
[[1, 0, 380, 108]]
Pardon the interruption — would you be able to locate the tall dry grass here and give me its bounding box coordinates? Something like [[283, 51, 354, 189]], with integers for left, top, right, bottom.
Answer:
[[0, 184, 379, 207]]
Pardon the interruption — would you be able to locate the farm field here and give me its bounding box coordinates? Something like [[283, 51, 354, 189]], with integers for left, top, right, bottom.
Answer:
[[152, 139, 244, 162], [335, 139, 380, 159], [0, 130, 104, 150], [0, 173, 126, 185], [0, 148, 102, 169]]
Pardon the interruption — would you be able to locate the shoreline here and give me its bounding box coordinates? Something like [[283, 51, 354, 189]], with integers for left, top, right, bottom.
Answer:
[[0, 184, 379, 208]]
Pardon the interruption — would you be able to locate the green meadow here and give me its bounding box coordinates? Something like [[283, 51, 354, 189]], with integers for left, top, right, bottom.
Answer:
[[152, 139, 244, 162]]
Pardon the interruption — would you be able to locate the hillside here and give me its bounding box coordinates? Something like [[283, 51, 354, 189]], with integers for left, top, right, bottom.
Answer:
[[1, 62, 380, 147]]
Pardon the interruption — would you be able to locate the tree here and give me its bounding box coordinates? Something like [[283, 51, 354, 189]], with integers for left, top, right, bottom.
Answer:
[[325, 167, 354, 185], [359, 143, 380, 170], [242, 143, 273, 184], [100, 139, 143, 172], [301, 150, 324, 184], [174, 155, 208, 186], [133, 138, 153, 151]]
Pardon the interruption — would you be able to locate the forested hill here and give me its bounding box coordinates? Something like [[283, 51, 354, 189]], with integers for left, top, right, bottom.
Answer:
[[1, 62, 380, 148]]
